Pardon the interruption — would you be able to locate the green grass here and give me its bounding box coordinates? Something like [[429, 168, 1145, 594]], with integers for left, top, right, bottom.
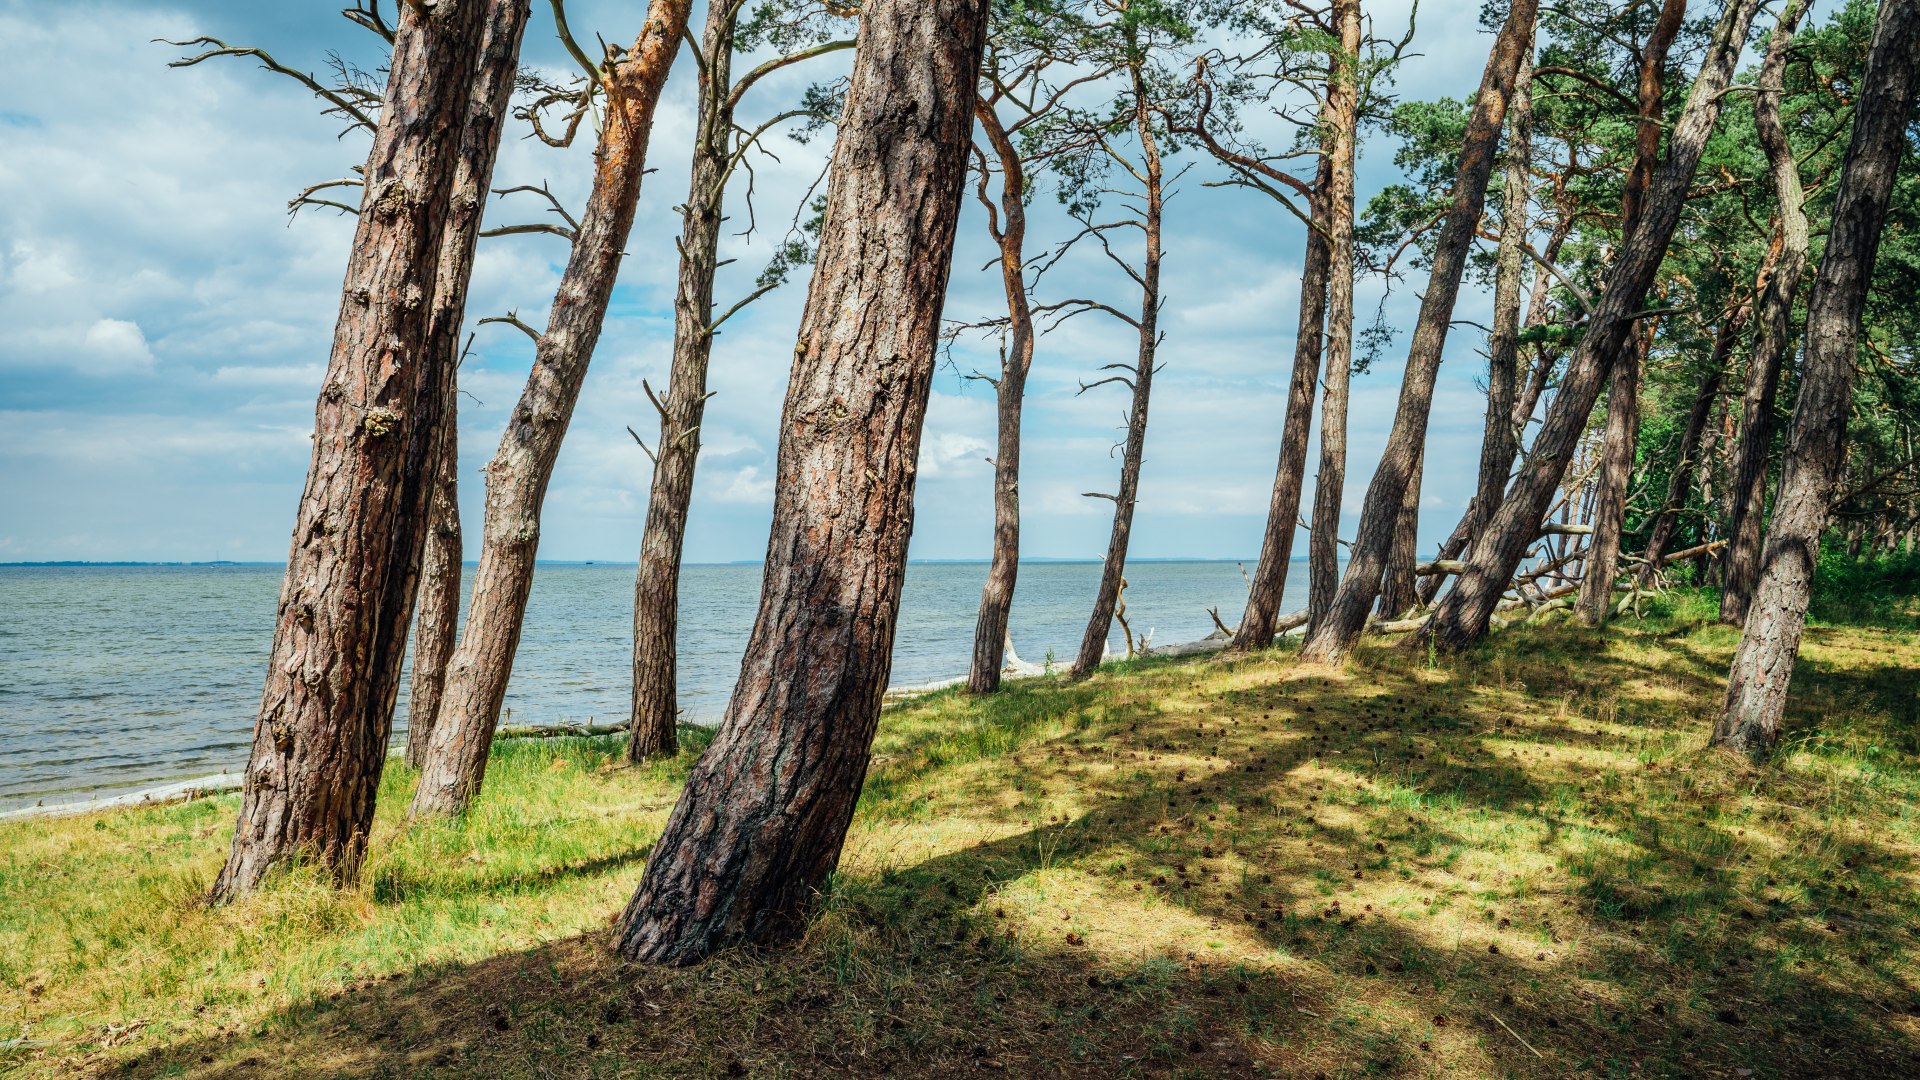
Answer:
[[3, 590, 1918, 1078]]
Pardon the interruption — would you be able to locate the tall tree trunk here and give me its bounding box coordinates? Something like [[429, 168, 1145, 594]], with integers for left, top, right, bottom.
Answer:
[[1299, 0, 1537, 663], [1069, 60, 1166, 681], [967, 104, 1037, 694], [627, 1, 740, 759], [1228, 160, 1332, 650], [1420, 209, 1572, 608], [1422, 0, 1770, 653], [1717, 0, 1920, 760], [412, 0, 693, 816], [1470, 54, 1534, 541], [212, 0, 526, 902], [1576, 327, 1646, 623], [1639, 315, 1739, 577], [405, 390, 463, 768], [1305, 0, 1363, 631], [404, 8, 527, 770], [1377, 444, 1423, 618], [612, 0, 989, 964], [1721, 0, 1815, 626], [1575, 0, 1685, 626]]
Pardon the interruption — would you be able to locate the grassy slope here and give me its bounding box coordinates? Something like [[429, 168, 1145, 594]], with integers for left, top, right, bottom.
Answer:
[[3, 590, 1918, 1079]]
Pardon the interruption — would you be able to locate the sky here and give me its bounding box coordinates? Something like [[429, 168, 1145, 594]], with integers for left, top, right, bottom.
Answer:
[[0, 0, 1728, 564]]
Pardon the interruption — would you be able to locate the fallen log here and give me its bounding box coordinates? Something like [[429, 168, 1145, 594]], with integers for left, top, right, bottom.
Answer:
[[1628, 537, 1726, 567], [495, 721, 628, 739]]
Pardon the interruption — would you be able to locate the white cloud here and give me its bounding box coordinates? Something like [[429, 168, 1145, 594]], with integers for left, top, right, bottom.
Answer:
[[78, 318, 157, 373], [713, 465, 776, 506], [8, 0, 1785, 562], [1, 316, 158, 375]]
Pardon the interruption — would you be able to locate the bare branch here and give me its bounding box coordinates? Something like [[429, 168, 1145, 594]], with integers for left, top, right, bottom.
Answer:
[[548, 0, 603, 86], [707, 282, 779, 335], [342, 1, 396, 43], [627, 425, 658, 465], [1034, 297, 1142, 331], [726, 39, 856, 113], [642, 379, 671, 421], [478, 311, 544, 343], [479, 223, 578, 240], [160, 37, 378, 133], [493, 182, 581, 233]]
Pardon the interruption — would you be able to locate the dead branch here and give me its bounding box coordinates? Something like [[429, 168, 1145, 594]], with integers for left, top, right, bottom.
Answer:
[[161, 37, 379, 134], [478, 312, 544, 343]]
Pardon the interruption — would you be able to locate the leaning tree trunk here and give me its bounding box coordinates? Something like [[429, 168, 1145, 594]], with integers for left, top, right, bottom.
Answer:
[[1576, 0, 1686, 626], [1721, 0, 1814, 626], [406, 387, 464, 768], [1576, 326, 1647, 623], [1305, 0, 1363, 631], [1717, 0, 1920, 761], [612, 0, 989, 964], [1639, 315, 1739, 578], [411, 0, 693, 816], [967, 103, 1036, 693], [405, 0, 531, 766], [1468, 53, 1533, 543], [1377, 443, 1423, 618], [1069, 62, 1166, 681], [627, 1, 740, 759], [1420, 205, 1574, 609], [211, 0, 525, 902], [1299, 0, 1536, 663], [1421, 0, 1769, 653], [1228, 156, 1331, 651]]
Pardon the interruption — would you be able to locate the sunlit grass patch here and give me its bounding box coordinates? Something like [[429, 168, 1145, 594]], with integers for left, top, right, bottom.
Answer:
[[1, 590, 1917, 1077]]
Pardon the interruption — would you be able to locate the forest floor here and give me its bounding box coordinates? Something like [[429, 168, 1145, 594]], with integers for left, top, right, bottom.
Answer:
[[3, 588, 1918, 1079]]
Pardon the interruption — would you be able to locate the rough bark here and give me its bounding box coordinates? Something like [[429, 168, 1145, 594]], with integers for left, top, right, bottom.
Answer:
[[967, 102, 1036, 693], [1721, 0, 1814, 626], [1420, 208, 1572, 608], [1299, 0, 1537, 663], [612, 0, 989, 964], [1228, 156, 1332, 651], [1422, 0, 1770, 653], [1717, 0, 1920, 761], [626, 1, 741, 759], [1639, 316, 1738, 577], [1305, 0, 1363, 631], [211, 0, 524, 902], [405, 390, 463, 768], [1576, 326, 1646, 623], [411, 0, 692, 816], [1472, 53, 1534, 541], [1069, 58, 1166, 681], [1576, 0, 1685, 626], [405, 3, 531, 766], [1377, 444, 1423, 618]]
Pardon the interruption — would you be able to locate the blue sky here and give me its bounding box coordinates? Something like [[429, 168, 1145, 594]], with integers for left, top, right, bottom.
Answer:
[[0, 0, 1621, 563]]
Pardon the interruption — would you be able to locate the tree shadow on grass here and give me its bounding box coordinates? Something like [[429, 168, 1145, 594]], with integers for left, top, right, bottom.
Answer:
[[115, 621, 1920, 1079]]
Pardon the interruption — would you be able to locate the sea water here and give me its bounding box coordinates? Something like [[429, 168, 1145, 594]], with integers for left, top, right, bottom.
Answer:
[[0, 560, 1315, 810]]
